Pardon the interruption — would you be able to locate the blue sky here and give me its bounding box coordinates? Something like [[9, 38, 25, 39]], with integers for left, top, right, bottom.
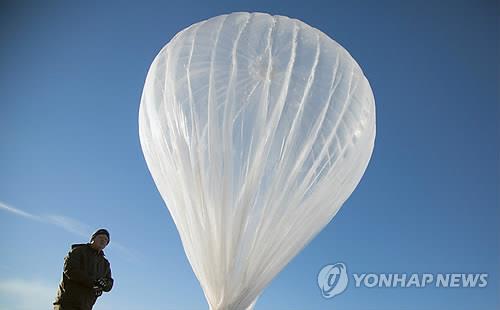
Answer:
[[1, 1, 498, 309]]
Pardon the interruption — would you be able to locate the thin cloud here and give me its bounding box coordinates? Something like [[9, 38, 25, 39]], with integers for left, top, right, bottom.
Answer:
[[45, 214, 92, 239], [0, 201, 41, 221], [0, 278, 56, 310], [0, 201, 138, 261], [0, 201, 91, 237]]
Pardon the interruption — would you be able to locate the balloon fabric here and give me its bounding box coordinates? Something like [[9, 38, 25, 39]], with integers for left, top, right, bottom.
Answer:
[[139, 12, 376, 310]]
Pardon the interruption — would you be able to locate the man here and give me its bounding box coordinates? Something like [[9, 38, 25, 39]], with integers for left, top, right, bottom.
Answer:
[[54, 229, 114, 310]]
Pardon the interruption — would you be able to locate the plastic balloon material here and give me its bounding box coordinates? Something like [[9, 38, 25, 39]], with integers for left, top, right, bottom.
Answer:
[[139, 12, 376, 310]]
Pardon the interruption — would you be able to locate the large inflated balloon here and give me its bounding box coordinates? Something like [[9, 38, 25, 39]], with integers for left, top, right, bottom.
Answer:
[[139, 12, 375, 310]]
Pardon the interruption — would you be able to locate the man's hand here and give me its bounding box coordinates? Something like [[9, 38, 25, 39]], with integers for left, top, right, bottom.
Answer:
[[93, 278, 109, 296], [95, 278, 109, 289]]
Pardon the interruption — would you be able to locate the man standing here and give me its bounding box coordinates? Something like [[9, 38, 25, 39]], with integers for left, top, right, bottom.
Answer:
[[54, 229, 114, 310]]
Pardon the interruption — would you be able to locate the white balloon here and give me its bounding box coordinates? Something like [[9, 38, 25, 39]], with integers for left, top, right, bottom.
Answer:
[[139, 12, 375, 310]]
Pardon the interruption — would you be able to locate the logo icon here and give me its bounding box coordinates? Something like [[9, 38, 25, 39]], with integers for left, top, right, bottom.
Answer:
[[318, 262, 348, 298]]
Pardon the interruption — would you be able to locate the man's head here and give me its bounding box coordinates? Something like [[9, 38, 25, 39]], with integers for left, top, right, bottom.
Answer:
[[90, 228, 110, 252]]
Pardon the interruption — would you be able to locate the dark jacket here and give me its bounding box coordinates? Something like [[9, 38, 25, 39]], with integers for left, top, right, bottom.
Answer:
[[54, 243, 114, 310]]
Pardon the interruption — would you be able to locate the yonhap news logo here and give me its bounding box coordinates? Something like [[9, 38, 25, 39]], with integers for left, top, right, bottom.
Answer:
[[318, 263, 349, 298], [317, 262, 488, 299]]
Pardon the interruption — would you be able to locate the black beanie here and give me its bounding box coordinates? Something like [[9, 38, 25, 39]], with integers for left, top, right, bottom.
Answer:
[[90, 228, 110, 244]]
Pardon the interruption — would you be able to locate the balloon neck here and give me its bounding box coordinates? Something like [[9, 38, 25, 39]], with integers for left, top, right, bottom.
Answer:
[[209, 298, 258, 310]]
